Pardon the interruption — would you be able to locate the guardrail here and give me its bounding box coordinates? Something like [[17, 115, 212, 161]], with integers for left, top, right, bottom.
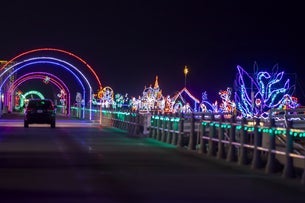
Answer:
[[100, 109, 305, 185], [100, 110, 146, 136]]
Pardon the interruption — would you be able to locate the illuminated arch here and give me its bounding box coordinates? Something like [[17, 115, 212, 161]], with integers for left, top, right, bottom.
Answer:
[[0, 58, 89, 119], [10, 76, 65, 111], [8, 72, 70, 115], [9, 72, 69, 96], [18, 90, 45, 110], [23, 90, 45, 99], [0, 57, 89, 90], [0, 47, 102, 88]]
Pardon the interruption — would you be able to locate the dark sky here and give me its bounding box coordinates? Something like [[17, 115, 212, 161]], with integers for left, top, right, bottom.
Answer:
[[1, 0, 305, 103]]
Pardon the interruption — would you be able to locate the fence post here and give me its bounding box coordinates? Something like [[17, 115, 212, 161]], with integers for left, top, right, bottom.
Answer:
[[166, 114, 173, 144], [122, 112, 127, 130], [177, 114, 184, 148], [129, 113, 134, 135], [207, 114, 216, 156], [135, 112, 142, 136], [301, 159, 305, 185], [188, 113, 196, 150], [131, 112, 137, 136], [128, 113, 135, 136], [110, 111, 114, 127], [265, 118, 276, 174], [227, 115, 237, 162], [127, 112, 131, 135], [171, 114, 178, 145], [153, 113, 158, 139], [161, 116, 166, 142], [150, 113, 155, 138], [156, 113, 161, 140], [217, 115, 226, 159], [282, 120, 295, 178], [113, 111, 116, 127], [251, 118, 262, 169], [238, 118, 248, 165], [198, 120, 207, 154]]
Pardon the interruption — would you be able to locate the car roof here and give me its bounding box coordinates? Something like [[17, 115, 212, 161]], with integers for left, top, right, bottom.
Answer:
[[28, 99, 54, 105], [28, 99, 52, 101]]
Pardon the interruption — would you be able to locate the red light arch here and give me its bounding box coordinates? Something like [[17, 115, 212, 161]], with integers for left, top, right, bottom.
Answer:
[[0, 48, 102, 88]]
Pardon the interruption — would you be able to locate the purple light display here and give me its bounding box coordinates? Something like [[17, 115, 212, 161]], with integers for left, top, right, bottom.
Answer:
[[234, 64, 298, 118]]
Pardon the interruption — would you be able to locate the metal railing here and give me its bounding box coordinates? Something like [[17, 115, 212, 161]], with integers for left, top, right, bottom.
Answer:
[[100, 109, 305, 185]]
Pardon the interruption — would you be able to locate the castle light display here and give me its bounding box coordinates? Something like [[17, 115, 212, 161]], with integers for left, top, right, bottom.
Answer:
[[132, 75, 164, 112]]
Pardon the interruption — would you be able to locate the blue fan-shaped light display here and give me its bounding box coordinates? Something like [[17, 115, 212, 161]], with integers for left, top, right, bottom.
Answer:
[[234, 64, 298, 118]]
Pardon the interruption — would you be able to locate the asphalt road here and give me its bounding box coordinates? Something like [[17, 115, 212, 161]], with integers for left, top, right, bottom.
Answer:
[[0, 115, 305, 203]]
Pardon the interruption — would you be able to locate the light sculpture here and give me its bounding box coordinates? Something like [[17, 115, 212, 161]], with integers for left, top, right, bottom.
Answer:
[[8, 72, 70, 114], [17, 90, 45, 110], [234, 64, 298, 118], [0, 48, 102, 88], [134, 76, 165, 112], [1, 47, 102, 120], [0, 58, 88, 119], [218, 87, 236, 113], [199, 91, 216, 112]]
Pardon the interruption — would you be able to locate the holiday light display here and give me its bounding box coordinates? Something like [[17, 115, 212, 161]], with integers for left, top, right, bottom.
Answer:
[[23, 90, 45, 100], [2, 50, 301, 122], [111, 65, 300, 116], [199, 91, 215, 112], [234, 64, 298, 118], [125, 75, 202, 113], [14, 90, 23, 111], [0, 48, 102, 88], [57, 89, 67, 106], [130, 76, 166, 112], [171, 87, 200, 113], [0, 48, 102, 120], [278, 95, 299, 110], [114, 93, 124, 108], [92, 86, 114, 108], [0, 58, 88, 119], [218, 87, 236, 113], [43, 76, 50, 84], [115, 93, 131, 109], [15, 90, 45, 111], [7, 72, 70, 114], [101, 86, 114, 108]]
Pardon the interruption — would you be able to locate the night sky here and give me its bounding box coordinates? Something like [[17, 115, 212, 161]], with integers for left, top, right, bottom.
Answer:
[[1, 1, 305, 103]]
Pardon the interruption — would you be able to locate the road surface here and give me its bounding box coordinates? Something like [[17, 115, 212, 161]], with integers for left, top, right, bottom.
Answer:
[[0, 115, 304, 203]]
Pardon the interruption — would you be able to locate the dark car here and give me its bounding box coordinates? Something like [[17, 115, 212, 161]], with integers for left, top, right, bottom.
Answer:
[[24, 99, 56, 128]]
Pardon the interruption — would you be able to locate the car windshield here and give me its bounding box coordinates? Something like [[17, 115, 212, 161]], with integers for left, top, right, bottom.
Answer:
[[28, 100, 52, 109]]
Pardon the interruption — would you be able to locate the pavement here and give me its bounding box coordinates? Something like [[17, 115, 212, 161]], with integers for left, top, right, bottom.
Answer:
[[0, 112, 305, 203]]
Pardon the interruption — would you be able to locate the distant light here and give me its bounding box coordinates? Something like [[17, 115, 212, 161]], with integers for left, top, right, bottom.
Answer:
[[184, 65, 189, 75]]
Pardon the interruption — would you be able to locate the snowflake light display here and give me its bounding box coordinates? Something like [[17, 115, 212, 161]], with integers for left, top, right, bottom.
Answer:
[[234, 64, 298, 118], [43, 76, 50, 84]]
